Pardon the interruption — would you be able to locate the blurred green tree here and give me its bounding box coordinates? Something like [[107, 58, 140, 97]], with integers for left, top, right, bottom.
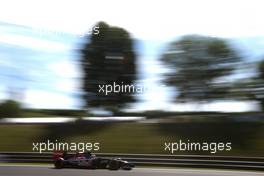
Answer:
[[81, 22, 137, 112], [251, 61, 264, 110], [228, 60, 264, 111], [161, 35, 241, 103], [258, 60, 264, 79], [0, 100, 22, 118]]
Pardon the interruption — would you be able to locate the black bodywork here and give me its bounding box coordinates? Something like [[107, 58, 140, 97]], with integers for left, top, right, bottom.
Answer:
[[53, 152, 135, 170]]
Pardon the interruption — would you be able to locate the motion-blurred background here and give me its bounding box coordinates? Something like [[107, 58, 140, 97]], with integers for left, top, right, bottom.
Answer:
[[0, 0, 264, 156]]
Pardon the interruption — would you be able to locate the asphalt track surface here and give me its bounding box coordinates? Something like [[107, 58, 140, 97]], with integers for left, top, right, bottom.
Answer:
[[0, 165, 263, 176]]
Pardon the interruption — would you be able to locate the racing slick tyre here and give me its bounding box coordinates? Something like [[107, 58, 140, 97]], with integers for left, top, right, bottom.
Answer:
[[94, 158, 108, 169], [98, 160, 108, 169], [90, 159, 98, 169], [54, 159, 64, 169], [108, 160, 120, 170]]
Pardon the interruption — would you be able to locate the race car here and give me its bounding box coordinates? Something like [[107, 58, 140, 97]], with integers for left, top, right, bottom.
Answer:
[[53, 151, 135, 170]]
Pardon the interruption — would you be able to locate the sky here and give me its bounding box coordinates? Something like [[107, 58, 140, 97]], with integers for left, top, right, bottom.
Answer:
[[0, 0, 264, 111], [0, 0, 264, 39]]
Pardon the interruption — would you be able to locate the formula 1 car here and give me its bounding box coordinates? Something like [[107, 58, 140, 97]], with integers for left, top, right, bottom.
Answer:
[[53, 151, 135, 170]]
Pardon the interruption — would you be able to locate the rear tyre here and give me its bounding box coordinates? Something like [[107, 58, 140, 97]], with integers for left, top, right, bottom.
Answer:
[[54, 159, 64, 169], [90, 159, 98, 169]]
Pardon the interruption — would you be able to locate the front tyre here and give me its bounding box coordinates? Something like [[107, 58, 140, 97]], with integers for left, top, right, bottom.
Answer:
[[108, 160, 120, 170]]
